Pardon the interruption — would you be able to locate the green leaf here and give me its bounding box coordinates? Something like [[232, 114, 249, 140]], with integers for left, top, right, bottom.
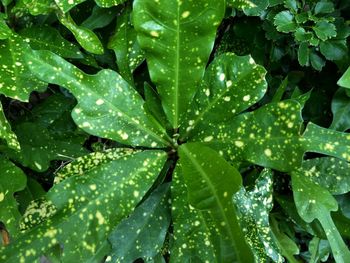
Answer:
[[58, 13, 104, 55], [309, 237, 331, 263], [294, 28, 313, 42], [298, 42, 310, 66], [292, 172, 350, 262], [178, 142, 254, 262], [108, 5, 144, 84], [284, 0, 298, 12], [0, 157, 26, 238], [170, 166, 217, 262], [330, 88, 350, 131], [133, 0, 225, 128], [310, 51, 325, 71], [81, 6, 118, 30], [0, 17, 11, 40], [2, 122, 88, 172], [314, 1, 334, 15], [337, 66, 350, 89], [25, 49, 171, 148], [233, 169, 283, 262], [296, 157, 350, 195], [274, 11, 297, 33], [0, 35, 46, 101], [22, 0, 54, 15], [180, 53, 267, 141], [312, 21, 337, 41], [55, 0, 126, 12], [0, 102, 20, 150], [109, 183, 171, 262], [270, 217, 300, 263], [320, 40, 347, 61], [19, 26, 83, 59], [192, 99, 350, 172], [0, 149, 167, 262], [242, 0, 269, 16]]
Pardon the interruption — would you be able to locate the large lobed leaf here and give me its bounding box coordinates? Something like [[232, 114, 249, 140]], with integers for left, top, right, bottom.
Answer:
[[193, 99, 350, 172], [0, 149, 167, 262], [25, 49, 171, 148], [133, 0, 225, 128]]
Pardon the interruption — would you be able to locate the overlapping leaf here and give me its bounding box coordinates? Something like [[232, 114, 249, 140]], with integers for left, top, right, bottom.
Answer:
[[233, 169, 283, 263], [180, 53, 267, 140], [0, 149, 167, 262], [0, 157, 26, 238], [55, 0, 127, 13], [133, 0, 225, 128], [108, 5, 144, 84], [25, 49, 171, 147], [193, 99, 350, 172], [108, 183, 171, 262], [330, 88, 350, 131], [178, 143, 254, 262]]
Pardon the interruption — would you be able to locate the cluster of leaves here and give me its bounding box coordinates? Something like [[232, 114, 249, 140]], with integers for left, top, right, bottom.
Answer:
[[0, 0, 350, 262]]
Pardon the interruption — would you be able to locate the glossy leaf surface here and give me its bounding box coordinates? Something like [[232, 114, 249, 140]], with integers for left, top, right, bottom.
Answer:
[[0, 149, 167, 262], [25, 49, 171, 147], [134, 0, 225, 128], [178, 142, 254, 262], [0, 103, 20, 150]]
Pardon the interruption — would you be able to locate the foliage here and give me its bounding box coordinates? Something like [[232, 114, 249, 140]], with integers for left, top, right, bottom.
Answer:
[[0, 0, 350, 262]]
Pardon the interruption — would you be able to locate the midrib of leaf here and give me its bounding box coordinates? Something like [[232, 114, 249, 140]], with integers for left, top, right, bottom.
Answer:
[[181, 145, 244, 262], [174, 3, 180, 128]]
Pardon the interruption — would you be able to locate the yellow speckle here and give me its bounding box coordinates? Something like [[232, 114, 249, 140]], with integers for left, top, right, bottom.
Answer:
[[243, 95, 251, 101], [0, 193, 4, 202], [219, 73, 225, 81], [96, 211, 106, 225], [181, 11, 190, 18], [287, 122, 294, 128], [150, 31, 159, 37], [234, 141, 244, 147], [89, 184, 97, 191], [96, 99, 104, 105], [264, 149, 272, 157], [223, 96, 231, 102], [133, 190, 140, 198], [226, 80, 232, 87], [204, 136, 213, 142]]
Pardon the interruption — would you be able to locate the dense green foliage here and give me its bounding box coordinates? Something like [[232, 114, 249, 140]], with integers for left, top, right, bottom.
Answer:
[[0, 0, 350, 262]]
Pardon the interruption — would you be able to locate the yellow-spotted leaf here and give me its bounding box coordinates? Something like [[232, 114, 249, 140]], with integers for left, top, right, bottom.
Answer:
[[0, 149, 167, 262], [193, 99, 350, 172], [25, 49, 171, 148], [133, 0, 225, 128], [0, 103, 20, 151], [178, 143, 254, 262], [0, 35, 47, 101], [233, 169, 283, 263], [180, 53, 267, 141], [55, 0, 127, 13], [0, 157, 26, 239], [292, 172, 350, 263]]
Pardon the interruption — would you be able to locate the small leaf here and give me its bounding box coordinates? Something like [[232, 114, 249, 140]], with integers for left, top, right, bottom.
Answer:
[[330, 88, 350, 131], [337, 66, 350, 89], [294, 27, 313, 42], [309, 237, 331, 263], [109, 183, 171, 263], [25, 49, 171, 147], [320, 40, 348, 61], [274, 11, 297, 33], [0, 157, 27, 238], [178, 142, 254, 262], [312, 21, 337, 41], [310, 51, 325, 71], [0, 102, 20, 150], [81, 6, 118, 30], [0, 149, 167, 262], [314, 1, 334, 15], [58, 13, 104, 55], [298, 42, 310, 66], [134, 0, 225, 128]]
